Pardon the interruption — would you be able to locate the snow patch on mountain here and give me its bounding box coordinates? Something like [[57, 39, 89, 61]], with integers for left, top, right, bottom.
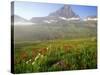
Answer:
[[59, 17, 67, 20]]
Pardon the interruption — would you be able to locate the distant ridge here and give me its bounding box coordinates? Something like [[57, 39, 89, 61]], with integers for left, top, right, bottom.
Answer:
[[30, 5, 80, 23], [13, 5, 97, 24], [11, 15, 33, 25]]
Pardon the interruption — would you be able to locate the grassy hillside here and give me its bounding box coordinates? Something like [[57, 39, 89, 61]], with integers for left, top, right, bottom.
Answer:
[[14, 37, 97, 73], [14, 21, 97, 42], [13, 20, 97, 73]]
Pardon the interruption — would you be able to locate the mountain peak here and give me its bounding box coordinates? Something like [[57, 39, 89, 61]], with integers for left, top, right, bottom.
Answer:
[[61, 5, 71, 10], [49, 5, 79, 18]]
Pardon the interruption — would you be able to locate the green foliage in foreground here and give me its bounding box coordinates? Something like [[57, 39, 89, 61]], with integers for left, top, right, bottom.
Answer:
[[14, 37, 97, 73]]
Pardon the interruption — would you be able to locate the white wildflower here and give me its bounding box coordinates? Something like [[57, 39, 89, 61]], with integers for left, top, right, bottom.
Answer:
[[32, 61, 35, 65], [41, 55, 44, 58], [47, 48, 48, 50], [34, 53, 41, 61], [29, 59, 31, 62], [26, 61, 29, 64]]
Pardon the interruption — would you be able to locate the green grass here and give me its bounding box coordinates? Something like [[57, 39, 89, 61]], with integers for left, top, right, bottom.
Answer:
[[14, 37, 97, 73]]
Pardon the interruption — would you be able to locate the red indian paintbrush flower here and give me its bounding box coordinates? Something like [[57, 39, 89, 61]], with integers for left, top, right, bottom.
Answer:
[[20, 51, 28, 61], [63, 45, 73, 52], [32, 48, 36, 58], [39, 47, 48, 55]]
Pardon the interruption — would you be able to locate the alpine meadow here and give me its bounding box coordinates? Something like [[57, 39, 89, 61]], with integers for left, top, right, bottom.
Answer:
[[11, 1, 97, 73]]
